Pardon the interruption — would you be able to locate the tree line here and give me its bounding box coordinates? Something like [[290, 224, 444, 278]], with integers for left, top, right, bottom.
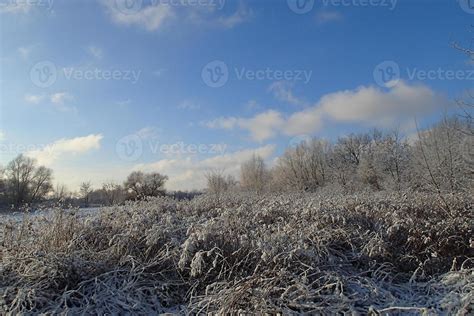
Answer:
[[0, 158, 172, 208], [207, 116, 473, 196], [0, 115, 471, 209]]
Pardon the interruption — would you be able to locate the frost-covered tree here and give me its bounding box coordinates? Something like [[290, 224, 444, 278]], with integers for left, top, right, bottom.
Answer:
[[240, 154, 270, 193], [355, 129, 410, 191], [375, 130, 411, 191], [329, 133, 372, 190], [4, 154, 53, 206], [79, 181, 93, 207], [411, 118, 472, 193], [274, 139, 330, 192], [453, 27, 474, 134], [357, 154, 382, 190], [268, 121, 471, 194], [53, 183, 70, 203], [124, 171, 168, 200], [334, 133, 371, 166], [0, 166, 5, 203], [205, 169, 236, 198], [102, 182, 124, 205]]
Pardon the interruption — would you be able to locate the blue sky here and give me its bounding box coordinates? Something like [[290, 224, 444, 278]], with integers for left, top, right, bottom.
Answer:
[[0, 0, 473, 191]]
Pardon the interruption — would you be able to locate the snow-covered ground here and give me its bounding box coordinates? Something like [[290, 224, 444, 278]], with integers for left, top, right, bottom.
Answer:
[[0, 207, 100, 222]]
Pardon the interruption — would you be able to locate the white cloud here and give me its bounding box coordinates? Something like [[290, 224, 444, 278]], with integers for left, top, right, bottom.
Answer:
[[217, 3, 253, 29], [238, 111, 285, 142], [116, 99, 132, 107], [206, 81, 446, 141], [318, 81, 444, 123], [315, 11, 343, 25], [206, 117, 238, 129], [50, 92, 73, 105], [18, 46, 32, 59], [268, 81, 306, 106], [134, 144, 276, 190], [284, 107, 324, 136], [177, 100, 200, 110], [206, 110, 285, 142], [50, 92, 77, 112], [245, 100, 260, 110], [27, 134, 103, 166], [25, 94, 45, 104], [103, 1, 174, 31], [102, 0, 251, 31], [87, 45, 103, 59], [25, 92, 76, 112]]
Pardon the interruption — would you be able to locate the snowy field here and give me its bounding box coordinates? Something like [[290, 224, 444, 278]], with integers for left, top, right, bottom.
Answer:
[[1, 192, 472, 314], [0, 207, 100, 222]]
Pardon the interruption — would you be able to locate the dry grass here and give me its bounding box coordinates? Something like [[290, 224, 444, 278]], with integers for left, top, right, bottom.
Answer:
[[1, 192, 473, 314]]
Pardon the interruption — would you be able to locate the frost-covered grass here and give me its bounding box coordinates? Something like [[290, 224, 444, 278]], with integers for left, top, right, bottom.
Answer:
[[1, 192, 473, 314]]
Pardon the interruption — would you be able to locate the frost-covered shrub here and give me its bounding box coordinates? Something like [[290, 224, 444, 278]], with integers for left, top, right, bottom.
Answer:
[[1, 192, 472, 314]]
